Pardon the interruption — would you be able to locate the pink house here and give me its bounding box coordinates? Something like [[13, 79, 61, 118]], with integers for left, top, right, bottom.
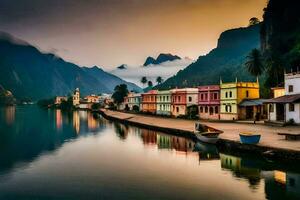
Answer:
[[198, 85, 220, 120]]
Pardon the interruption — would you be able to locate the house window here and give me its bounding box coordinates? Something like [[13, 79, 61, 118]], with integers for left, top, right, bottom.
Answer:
[[269, 104, 274, 112], [229, 91, 232, 98], [178, 96, 181, 102], [201, 94, 204, 100], [176, 107, 179, 113], [214, 93, 218, 100], [225, 92, 228, 98], [205, 106, 208, 113], [289, 103, 295, 112], [225, 105, 231, 113], [205, 93, 208, 100], [200, 106, 203, 113], [215, 106, 219, 114], [289, 85, 294, 93], [209, 107, 214, 115], [246, 90, 249, 98], [188, 96, 192, 102]]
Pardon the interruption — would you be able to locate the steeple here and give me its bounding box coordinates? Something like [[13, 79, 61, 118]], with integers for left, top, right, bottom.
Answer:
[[219, 77, 222, 85]]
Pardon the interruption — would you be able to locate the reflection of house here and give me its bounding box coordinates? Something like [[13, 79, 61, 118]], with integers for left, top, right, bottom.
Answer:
[[54, 96, 67, 105], [220, 79, 260, 120], [220, 154, 261, 187], [198, 85, 220, 120], [267, 72, 300, 124], [171, 88, 198, 117], [140, 129, 157, 145], [124, 93, 141, 111], [141, 90, 157, 114], [264, 171, 300, 200], [156, 90, 172, 116]]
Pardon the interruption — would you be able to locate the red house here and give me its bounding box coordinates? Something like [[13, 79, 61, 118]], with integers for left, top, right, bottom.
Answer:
[[141, 90, 157, 114], [198, 85, 220, 120]]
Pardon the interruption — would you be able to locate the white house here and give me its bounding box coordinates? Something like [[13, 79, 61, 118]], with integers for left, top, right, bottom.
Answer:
[[267, 72, 300, 124]]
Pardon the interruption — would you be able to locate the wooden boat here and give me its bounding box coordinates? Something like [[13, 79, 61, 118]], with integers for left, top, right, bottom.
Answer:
[[194, 122, 222, 144], [239, 132, 261, 144]]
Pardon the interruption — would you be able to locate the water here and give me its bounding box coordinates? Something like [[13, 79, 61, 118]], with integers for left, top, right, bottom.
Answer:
[[0, 106, 299, 200]]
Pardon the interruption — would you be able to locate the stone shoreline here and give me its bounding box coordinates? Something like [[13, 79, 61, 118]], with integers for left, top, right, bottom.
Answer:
[[97, 109, 300, 162]]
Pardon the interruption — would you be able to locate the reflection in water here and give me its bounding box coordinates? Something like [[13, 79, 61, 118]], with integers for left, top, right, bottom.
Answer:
[[220, 154, 261, 189], [55, 109, 62, 130], [5, 106, 15, 125], [0, 106, 299, 200], [73, 111, 80, 134]]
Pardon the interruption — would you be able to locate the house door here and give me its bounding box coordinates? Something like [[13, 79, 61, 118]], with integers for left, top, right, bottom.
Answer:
[[276, 104, 284, 121], [246, 106, 254, 119]]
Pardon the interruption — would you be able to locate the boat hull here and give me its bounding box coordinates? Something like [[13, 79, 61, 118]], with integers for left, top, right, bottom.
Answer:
[[239, 134, 261, 144], [195, 133, 219, 144]]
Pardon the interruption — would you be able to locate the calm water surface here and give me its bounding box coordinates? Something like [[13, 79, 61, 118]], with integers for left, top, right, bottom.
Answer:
[[0, 106, 299, 200]]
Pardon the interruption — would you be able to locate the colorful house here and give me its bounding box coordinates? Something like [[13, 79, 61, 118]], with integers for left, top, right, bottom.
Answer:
[[156, 90, 172, 116], [171, 88, 198, 117], [72, 88, 80, 106], [220, 79, 260, 120], [54, 96, 67, 105], [124, 93, 141, 111], [84, 95, 100, 103], [271, 87, 285, 98], [267, 72, 300, 124], [198, 85, 220, 120], [141, 90, 157, 114]]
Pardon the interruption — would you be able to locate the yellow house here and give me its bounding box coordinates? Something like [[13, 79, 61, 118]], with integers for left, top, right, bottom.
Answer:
[[220, 79, 260, 120], [271, 87, 285, 98]]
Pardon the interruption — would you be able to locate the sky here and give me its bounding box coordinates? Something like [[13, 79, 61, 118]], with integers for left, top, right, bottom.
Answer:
[[0, 0, 267, 69]]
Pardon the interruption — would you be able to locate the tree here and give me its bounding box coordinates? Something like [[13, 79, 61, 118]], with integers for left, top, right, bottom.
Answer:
[[147, 81, 153, 88], [112, 84, 129, 105], [141, 77, 147, 87], [249, 17, 260, 26], [245, 49, 265, 77], [156, 76, 163, 85]]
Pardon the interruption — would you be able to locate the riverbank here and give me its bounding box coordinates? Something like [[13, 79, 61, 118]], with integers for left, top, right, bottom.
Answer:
[[98, 109, 300, 161]]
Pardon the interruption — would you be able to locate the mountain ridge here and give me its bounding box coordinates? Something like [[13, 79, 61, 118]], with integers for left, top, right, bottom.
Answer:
[[143, 53, 181, 66], [157, 24, 261, 89], [0, 32, 141, 100]]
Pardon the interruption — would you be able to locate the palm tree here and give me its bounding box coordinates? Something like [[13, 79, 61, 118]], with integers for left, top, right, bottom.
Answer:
[[140, 77, 147, 87], [245, 49, 264, 77], [147, 81, 153, 88], [156, 76, 163, 85]]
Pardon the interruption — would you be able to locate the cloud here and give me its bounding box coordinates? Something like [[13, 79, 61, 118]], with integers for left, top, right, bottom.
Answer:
[[110, 58, 194, 87]]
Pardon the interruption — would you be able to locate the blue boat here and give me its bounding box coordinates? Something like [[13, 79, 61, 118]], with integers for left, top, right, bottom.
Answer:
[[239, 133, 261, 144]]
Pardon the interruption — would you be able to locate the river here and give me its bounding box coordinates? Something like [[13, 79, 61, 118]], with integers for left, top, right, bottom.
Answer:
[[0, 106, 299, 199]]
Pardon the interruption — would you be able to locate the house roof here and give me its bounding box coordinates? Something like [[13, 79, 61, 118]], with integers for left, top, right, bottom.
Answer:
[[239, 99, 268, 107], [265, 94, 300, 103]]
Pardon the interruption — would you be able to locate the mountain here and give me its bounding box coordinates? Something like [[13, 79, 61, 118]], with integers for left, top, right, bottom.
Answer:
[[0, 32, 141, 100], [143, 53, 181, 66], [116, 64, 127, 70], [157, 24, 260, 89], [260, 0, 300, 87], [82, 66, 140, 92]]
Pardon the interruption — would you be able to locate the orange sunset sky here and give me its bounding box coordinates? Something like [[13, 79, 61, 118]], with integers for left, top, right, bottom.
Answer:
[[0, 0, 267, 68]]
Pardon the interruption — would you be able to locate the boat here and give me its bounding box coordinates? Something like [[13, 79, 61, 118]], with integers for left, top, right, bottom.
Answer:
[[239, 132, 261, 144], [194, 122, 222, 144]]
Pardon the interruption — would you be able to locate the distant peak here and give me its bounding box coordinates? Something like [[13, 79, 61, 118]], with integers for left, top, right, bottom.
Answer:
[[117, 64, 128, 70], [143, 53, 181, 66]]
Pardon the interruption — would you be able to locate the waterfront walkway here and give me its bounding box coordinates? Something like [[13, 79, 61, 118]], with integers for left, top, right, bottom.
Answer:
[[101, 109, 300, 152]]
